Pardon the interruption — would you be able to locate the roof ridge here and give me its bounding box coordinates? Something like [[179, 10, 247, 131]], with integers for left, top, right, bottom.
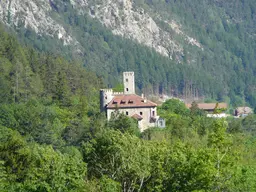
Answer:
[[106, 94, 157, 109]]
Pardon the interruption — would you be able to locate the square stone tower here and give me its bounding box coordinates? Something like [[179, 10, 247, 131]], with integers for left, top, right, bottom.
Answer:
[[123, 72, 135, 94]]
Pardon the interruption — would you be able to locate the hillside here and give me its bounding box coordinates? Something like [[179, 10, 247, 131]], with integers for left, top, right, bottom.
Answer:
[[1, 0, 256, 107], [1, 3, 256, 191]]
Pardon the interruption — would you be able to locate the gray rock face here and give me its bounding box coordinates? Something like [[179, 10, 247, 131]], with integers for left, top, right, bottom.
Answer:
[[0, 0, 77, 45], [88, 0, 202, 60], [0, 0, 202, 60], [88, 0, 182, 57]]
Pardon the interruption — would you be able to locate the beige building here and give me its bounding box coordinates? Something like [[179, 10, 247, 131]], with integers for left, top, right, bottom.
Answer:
[[185, 103, 228, 113], [235, 107, 253, 117], [100, 72, 164, 131]]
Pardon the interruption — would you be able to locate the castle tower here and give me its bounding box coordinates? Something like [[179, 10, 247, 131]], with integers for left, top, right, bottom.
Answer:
[[100, 89, 114, 112], [123, 72, 135, 94]]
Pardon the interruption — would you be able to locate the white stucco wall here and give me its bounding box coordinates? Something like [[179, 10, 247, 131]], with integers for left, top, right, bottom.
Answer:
[[107, 107, 157, 131]]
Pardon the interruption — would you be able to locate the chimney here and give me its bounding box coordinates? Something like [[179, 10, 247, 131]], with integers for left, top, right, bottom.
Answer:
[[141, 93, 144, 98]]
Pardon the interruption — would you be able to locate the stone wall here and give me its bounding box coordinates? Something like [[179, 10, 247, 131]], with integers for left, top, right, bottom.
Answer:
[[107, 106, 157, 131]]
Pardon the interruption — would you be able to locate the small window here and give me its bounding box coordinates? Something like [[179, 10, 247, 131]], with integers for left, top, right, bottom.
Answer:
[[126, 88, 129, 91], [140, 112, 143, 115], [126, 78, 128, 82], [152, 111, 155, 116], [126, 111, 129, 115]]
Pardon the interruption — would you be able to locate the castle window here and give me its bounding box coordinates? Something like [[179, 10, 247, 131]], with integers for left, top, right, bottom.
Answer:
[[126, 111, 129, 115], [126, 78, 128, 82], [140, 112, 143, 115], [126, 88, 129, 91], [152, 111, 155, 116]]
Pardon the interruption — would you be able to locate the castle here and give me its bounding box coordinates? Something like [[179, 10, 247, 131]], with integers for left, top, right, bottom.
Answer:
[[100, 72, 165, 132]]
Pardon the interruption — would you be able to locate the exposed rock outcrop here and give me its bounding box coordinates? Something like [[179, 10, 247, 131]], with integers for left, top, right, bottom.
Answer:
[[0, 0, 202, 61], [0, 0, 77, 46], [87, 0, 202, 59]]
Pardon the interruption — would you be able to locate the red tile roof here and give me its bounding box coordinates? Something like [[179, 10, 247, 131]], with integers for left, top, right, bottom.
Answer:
[[107, 94, 157, 109], [186, 103, 228, 110]]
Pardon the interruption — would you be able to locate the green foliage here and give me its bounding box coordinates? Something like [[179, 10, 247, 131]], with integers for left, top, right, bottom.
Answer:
[[208, 120, 236, 191], [231, 166, 256, 192], [158, 99, 189, 117], [0, 129, 87, 191], [190, 101, 206, 117], [85, 129, 170, 191], [166, 143, 215, 191], [241, 115, 256, 134], [0, 160, 7, 191], [0, 18, 256, 191], [228, 114, 256, 135], [157, 99, 210, 139], [108, 112, 140, 136], [213, 103, 226, 114], [112, 83, 124, 93], [99, 175, 121, 192], [228, 118, 242, 133]]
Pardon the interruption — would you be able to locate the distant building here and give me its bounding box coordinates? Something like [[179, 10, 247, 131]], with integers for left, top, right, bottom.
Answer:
[[100, 72, 165, 132], [235, 107, 253, 117], [206, 113, 230, 118], [185, 103, 228, 113]]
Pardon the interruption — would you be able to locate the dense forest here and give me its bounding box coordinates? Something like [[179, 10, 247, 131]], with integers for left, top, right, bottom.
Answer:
[[6, 0, 256, 108], [137, 0, 256, 106], [1, 26, 256, 191]]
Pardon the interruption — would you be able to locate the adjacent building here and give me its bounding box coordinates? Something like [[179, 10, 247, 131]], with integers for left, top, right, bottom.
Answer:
[[100, 72, 164, 131], [185, 103, 228, 113], [186, 102, 229, 118], [235, 107, 253, 117]]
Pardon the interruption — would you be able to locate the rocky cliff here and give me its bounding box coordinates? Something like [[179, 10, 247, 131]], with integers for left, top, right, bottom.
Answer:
[[0, 0, 75, 45], [88, 0, 202, 58], [0, 0, 201, 61]]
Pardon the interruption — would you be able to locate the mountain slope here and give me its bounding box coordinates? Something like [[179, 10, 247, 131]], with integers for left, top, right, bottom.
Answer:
[[1, 0, 256, 106], [0, 0, 201, 59], [0, 0, 75, 44]]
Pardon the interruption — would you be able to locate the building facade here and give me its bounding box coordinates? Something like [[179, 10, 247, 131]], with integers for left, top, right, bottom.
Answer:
[[185, 103, 228, 113], [100, 72, 164, 131], [235, 107, 253, 117]]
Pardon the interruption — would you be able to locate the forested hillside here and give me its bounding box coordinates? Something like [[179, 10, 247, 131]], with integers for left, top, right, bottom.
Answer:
[[1, 24, 256, 191], [14, 6, 217, 100], [138, 0, 256, 106], [2, 0, 256, 107]]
